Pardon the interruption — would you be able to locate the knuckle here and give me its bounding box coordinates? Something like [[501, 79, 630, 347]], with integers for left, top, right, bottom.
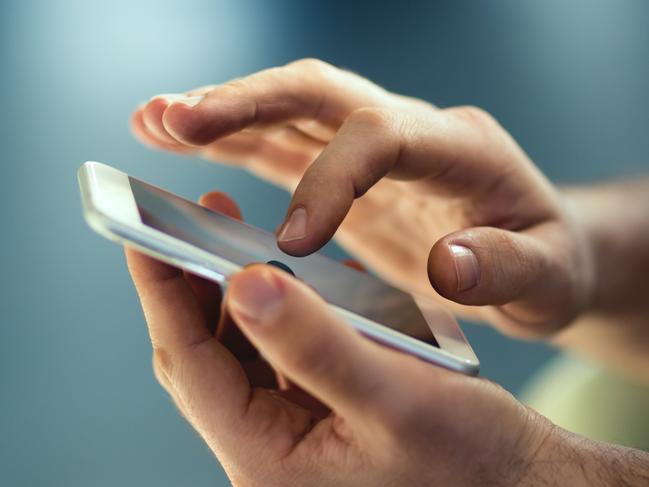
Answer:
[[152, 362, 165, 386], [258, 65, 285, 83], [152, 348, 173, 386], [219, 77, 250, 94], [450, 104, 497, 128], [287, 57, 333, 75], [285, 341, 332, 378], [494, 229, 521, 256], [404, 95, 436, 112], [490, 231, 530, 278], [347, 106, 394, 131]]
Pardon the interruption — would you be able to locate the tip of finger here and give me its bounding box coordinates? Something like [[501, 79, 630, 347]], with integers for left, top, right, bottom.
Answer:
[[149, 93, 185, 104], [160, 103, 206, 145], [226, 265, 280, 298], [129, 107, 144, 125], [230, 263, 291, 289], [143, 98, 169, 118], [198, 192, 243, 219], [427, 240, 461, 298]]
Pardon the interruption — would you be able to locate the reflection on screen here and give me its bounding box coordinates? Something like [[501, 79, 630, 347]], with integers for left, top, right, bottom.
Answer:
[[130, 177, 438, 346]]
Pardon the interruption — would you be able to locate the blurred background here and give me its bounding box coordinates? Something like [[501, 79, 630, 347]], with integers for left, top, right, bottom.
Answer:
[[1, 0, 648, 485]]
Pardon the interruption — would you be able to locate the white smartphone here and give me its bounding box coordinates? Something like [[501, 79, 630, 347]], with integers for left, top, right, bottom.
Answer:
[[78, 161, 479, 375]]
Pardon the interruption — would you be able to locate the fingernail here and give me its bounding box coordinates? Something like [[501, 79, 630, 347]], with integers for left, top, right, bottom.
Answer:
[[228, 269, 283, 325], [278, 207, 308, 242], [152, 93, 204, 107], [173, 95, 204, 107], [450, 244, 480, 292]]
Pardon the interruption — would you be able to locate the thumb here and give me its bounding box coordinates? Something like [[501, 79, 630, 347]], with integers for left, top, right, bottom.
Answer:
[[225, 265, 406, 421], [427, 225, 585, 335]]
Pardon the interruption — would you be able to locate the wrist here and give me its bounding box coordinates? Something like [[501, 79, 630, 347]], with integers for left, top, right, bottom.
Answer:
[[560, 181, 649, 316], [559, 189, 599, 317], [519, 421, 649, 486], [516, 423, 588, 487], [488, 406, 582, 487], [554, 182, 649, 381]]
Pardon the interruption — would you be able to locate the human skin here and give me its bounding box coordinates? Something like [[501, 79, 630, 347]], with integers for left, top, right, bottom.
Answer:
[[126, 59, 649, 483], [132, 59, 649, 380], [126, 193, 649, 486]]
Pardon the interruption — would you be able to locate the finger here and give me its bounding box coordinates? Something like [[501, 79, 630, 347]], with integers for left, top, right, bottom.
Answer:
[[200, 133, 313, 189], [125, 248, 251, 443], [199, 132, 268, 165], [199, 130, 315, 167], [129, 108, 193, 154], [142, 96, 187, 146], [276, 107, 407, 255], [427, 224, 586, 336], [183, 272, 222, 331], [133, 98, 269, 161], [215, 306, 259, 360], [267, 126, 326, 152], [184, 192, 244, 328], [342, 259, 367, 272], [186, 84, 217, 96], [159, 58, 390, 146], [274, 384, 331, 420], [225, 265, 407, 422], [198, 191, 243, 220], [277, 106, 558, 256], [194, 193, 277, 384]]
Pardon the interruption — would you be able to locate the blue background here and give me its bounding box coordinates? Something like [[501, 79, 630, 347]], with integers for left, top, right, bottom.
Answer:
[[1, 1, 648, 485]]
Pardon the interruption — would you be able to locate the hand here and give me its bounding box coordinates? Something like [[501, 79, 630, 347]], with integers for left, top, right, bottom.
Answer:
[[125, 192, 556, 486], [131, 59, 595, 338]]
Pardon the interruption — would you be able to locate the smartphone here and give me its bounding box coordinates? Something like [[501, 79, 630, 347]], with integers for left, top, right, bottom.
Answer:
[[78, 161, 479, 375]]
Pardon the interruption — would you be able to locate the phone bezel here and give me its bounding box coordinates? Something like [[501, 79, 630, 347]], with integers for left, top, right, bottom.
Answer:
[[79, 161, 479, 375]]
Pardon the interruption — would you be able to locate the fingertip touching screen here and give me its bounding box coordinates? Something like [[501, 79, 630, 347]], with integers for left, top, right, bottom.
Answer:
[[129, 177, 439, 347]]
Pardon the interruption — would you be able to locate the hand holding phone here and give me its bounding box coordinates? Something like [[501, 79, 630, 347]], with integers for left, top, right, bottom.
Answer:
[[123, 193, 568, 487], [79, 161, 478, 374]]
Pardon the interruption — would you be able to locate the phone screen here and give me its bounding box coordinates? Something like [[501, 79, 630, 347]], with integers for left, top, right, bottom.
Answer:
[[129, 177, 438, 345]]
